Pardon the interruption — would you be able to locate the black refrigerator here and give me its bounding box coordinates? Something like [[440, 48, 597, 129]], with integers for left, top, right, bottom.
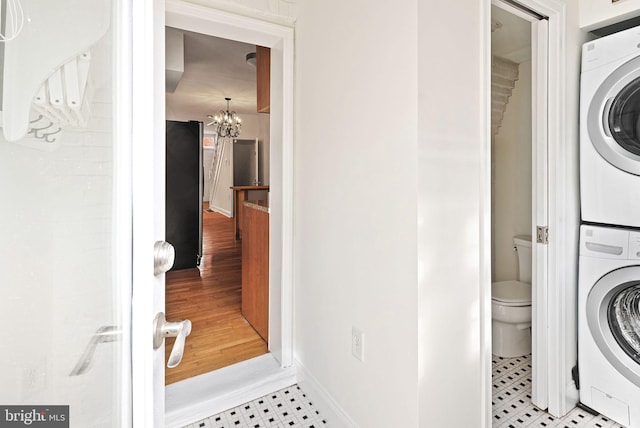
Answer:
[[166, 120, 203, 271]]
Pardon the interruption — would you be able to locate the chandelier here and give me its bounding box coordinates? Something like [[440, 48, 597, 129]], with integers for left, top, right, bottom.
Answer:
[[207, 97, 242, 138]]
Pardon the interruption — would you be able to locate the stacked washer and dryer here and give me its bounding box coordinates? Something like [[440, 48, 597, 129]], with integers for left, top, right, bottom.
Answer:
[[579, 25, 640, 428]]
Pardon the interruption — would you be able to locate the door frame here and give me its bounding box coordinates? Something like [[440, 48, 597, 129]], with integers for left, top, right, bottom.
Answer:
[[165, 0, 294, 368], [130, 0, 294, 425], [162, 0, 295, 426], [485, 0, 574, 420]]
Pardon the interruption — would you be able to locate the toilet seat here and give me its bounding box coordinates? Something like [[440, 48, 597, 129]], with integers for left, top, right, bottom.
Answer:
[[492, 280, 532, 307]]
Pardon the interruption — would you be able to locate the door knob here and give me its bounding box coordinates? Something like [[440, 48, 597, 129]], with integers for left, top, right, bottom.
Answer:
[[154, 241, 175, 275], [153, 312, 192, 368]]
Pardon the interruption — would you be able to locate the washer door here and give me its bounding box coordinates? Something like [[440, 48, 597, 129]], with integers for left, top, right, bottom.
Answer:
[[588, 55, 640, 175], [587, 266, 640, 387]]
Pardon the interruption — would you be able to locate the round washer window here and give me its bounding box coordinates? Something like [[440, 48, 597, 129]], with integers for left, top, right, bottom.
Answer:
[[586, 266, 640, 387], [587, 55, 640, 175], [608, 281, 640, 365], [608, 78, 640, 157]]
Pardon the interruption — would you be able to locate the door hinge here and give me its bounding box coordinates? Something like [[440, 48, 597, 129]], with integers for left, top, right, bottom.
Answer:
[[536, 226, 549, 244]]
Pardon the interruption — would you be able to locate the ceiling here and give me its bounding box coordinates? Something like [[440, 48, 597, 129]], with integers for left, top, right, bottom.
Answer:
[[165, 28, 257, 123], [491, 5, 532, 63], [167, 11, 530, 125]]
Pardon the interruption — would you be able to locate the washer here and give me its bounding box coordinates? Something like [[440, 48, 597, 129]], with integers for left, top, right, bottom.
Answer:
[[579, 224, 640, 427], [581, 25, 640, 228]]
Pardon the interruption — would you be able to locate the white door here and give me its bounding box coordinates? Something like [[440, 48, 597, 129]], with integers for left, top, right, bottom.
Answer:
[[530, 16, 549, 410], [130, 0, 181, 426], [0, 1, 187, 426], [0, 0, 154, 427]]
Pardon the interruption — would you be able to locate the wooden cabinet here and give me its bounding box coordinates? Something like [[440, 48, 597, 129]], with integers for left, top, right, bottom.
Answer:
[[241, 201, 269, 341], [231, 185, 269, 240], [256, 46, 270, 113]]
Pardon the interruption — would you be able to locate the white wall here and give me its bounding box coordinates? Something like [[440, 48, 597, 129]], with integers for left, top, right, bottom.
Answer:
[[228, 0, 586, 424], [294, 0, 419, 426], [492, 61, 532, 282], [417, 1, 489, 426]]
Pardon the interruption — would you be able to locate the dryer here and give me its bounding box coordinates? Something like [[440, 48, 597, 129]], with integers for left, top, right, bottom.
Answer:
[[579, 224, 640, 427], [581, 25, 640, 228]]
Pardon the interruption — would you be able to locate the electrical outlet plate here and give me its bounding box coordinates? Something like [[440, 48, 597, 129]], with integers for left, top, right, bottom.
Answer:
[[352, 327, 364, 362]]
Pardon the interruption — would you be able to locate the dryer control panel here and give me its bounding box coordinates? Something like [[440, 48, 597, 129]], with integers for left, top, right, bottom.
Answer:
[[582, 25, 640, 72], [580, 224, 640, 259]]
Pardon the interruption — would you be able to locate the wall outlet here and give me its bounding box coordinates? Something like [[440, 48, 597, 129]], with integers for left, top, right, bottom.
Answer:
[[351, 327, 364, 362]]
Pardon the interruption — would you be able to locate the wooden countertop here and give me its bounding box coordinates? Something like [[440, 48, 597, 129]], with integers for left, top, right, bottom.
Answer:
[[230, 186, 270, 240], [243, 200, 269, 214], [230, 185, 270, 191]]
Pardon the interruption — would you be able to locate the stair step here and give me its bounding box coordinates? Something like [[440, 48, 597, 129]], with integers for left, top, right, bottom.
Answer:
[[491, 55, 520, 138]]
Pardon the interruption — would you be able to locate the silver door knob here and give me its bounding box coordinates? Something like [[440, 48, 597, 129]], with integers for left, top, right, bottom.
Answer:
[[153, 312, 192, 368], [154, 241, 175, 275]]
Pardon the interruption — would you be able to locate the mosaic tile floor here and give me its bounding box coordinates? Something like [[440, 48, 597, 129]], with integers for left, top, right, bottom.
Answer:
[[182, 384, 327, 428], [492, 354, 625, 427]]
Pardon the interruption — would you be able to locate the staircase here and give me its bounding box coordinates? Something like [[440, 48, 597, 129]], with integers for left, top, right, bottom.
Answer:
[[491, 56, 520, 138], [208, 134, 225, 204]]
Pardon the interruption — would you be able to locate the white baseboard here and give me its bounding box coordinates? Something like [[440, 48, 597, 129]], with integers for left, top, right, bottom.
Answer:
[[165, 355, 355, 428], [207, 203, 231, 217], [165, 354, 296, 428], [294, 358, 357, 428]]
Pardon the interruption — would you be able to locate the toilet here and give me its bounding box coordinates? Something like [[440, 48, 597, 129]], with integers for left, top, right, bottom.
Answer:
[[492, 235, 532, 358]]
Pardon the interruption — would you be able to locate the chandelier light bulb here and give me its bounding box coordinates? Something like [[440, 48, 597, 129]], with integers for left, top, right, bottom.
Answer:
[[208, 97, 242, 138]]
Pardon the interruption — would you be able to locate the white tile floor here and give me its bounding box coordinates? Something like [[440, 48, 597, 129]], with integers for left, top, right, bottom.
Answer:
[[184, 356, 627, 428], [492, 354, 625, 428], [183, 384, 327, 428]]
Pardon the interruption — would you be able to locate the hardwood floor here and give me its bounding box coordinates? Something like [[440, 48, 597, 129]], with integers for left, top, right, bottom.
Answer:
[[164, 205, 267, 385]]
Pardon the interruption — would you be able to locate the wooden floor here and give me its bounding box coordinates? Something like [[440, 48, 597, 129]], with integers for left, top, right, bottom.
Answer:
[[164, 205, 267, 385]]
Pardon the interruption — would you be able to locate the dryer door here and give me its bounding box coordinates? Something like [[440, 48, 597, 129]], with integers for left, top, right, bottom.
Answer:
[[587, 266, 640, 387], [588, 55, 640, 175]]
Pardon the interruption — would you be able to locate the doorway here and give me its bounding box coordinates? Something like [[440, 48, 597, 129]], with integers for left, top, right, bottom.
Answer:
[[487, 0, 576, 420], [164, 29, 269, 385], [492, 0, 551, 410], [162, 2, 295, 425], [490, 0, 534, 355], [490, 0, 538, 406], [490, 4, 533, 290]]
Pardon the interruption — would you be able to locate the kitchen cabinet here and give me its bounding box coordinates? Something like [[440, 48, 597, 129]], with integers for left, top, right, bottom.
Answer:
[[256, 46, 270, 113], [241, 200, 269, 341]]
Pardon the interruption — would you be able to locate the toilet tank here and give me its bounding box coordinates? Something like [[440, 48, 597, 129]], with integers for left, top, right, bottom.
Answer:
[[513, 235, 532, 283]]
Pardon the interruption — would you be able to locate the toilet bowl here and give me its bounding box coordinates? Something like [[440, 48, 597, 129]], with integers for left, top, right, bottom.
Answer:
[[492, 280, 532, 357], [492, 235, 532, 358]]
